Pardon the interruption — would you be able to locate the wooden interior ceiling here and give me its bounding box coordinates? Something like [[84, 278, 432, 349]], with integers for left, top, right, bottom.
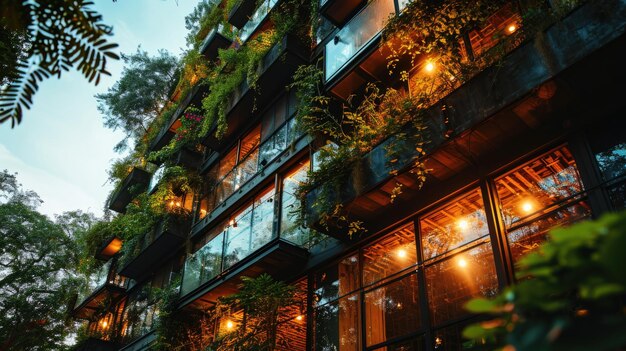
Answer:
[[362, 224, 416, 279]]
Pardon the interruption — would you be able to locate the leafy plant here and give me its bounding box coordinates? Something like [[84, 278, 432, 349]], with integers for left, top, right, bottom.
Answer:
[[463, 212, 626, 351], [0, 0, 119, 126]]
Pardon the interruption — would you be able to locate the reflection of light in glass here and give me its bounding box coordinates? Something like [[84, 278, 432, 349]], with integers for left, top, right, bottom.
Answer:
[[457, 219, 469, 231], [458, 258, 468, 268], [229, 219, 237, 227], [397, 248, 407, 258], [296, 315, 304, 321], [435, 337, 443, 348]]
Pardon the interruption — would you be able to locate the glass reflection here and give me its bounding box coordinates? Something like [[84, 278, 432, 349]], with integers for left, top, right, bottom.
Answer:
[[363, 224, 417, 286], [314, 293, 360, 351], [425, 243, 498, 326], [420, 189, 489, 260]]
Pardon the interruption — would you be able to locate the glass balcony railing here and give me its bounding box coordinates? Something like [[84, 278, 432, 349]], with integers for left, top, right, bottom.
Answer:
[[199, 116, 302, 220], [76, 261, 126, 307], [182, 191, 309, 297], [324, 0, 397, 80], [238, 0, 279, 42]]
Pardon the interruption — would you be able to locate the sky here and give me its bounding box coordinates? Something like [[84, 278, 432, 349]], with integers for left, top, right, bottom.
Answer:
[[0, 0, 199, 218]]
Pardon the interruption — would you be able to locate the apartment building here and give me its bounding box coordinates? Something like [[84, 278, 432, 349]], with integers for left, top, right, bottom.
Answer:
[[71, 0, 626, 350]]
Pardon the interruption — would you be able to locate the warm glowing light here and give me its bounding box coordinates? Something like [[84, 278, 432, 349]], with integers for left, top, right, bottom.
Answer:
[[458, 258, 468, 268], [396, 303, 402, 308], [226, 320, 234, 329], [397, 248, 407, 258], [424, 62, 435, 72], [100, 320, 108, 328], [457, 219, 469, 231], [229, 219, 236, 227], [169, 200, 174, 207], [507, 24, 517, 34], [296, 315, 304, 321], [521, 201, 534, 213], [435, 337, 443, 347], [200, 209, 207, 215], [175, 201, 181, 207]]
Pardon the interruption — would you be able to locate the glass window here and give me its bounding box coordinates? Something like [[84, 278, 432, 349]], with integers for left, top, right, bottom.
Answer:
[[495, 146, 590, 265], [432, 318, 486, 351], [589, 119, 626, 209], [364, 274, 421, 347], [495, 146, 584, 229], [281, 160, 310, 246], [425, 243, 498, 326], [363, 224, 417, 286], [420, 189, 489, 261], [315, 254, 360, 306], [219, 147, 238, 180], [314, 293, 360, 351], [239, 125, 261, 160]]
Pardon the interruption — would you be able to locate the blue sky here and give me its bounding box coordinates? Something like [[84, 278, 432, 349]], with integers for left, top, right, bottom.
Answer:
[[0, 0, 199, 217]]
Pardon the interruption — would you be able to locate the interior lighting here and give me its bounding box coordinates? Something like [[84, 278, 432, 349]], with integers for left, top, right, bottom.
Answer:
[[507, 24, 517, 34], [458, 258, 468, 268], [100, 320, 108, 328], [457, 219, 469, 231], [397, 248, 408, 259], [229, 219, 237, 228], [521, 200, 534, 214], [296, 315, 304, 321], [226, 320, 234, 330], [175, 201, 181, 207], [424, 61, 435, 73]]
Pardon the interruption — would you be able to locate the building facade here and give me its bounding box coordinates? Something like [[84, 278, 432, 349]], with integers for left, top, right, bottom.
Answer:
[[72, 0, 626, 350]]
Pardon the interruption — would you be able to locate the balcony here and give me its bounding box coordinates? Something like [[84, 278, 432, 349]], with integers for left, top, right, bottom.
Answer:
[[201, 34, 309, 148], [307, 0, 626, 238], [94, 236, 123, 261], [320, 0, 365, 26], [73, 261, 127, 319], [179, 192, 309, 309], [228, 0, 257, 29], [200, 24, 232, 60], [118, 217, 190, 280], [108, 168, 151, 213], [173, 147, 202, 169], [238, 0, 278, 43]]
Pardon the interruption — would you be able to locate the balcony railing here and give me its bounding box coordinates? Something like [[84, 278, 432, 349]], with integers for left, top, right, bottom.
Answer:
[[74, 260, 127, 318], [324, 0, 396, 81], [238, 0, 278, 42], [181, 192, 309, 297], [108, 167, 151, 213], [200, 24, 233, 60], [200, 116, 302, 219]]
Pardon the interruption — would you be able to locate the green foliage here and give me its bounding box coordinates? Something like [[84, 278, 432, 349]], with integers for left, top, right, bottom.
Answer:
[[290, 65, 430, 236], [211, 274, 297, 351], [0, 0, 119, 127], [95, 48, 179, 152], [0, 170, 92, 351], [464, 212, 626, 351]]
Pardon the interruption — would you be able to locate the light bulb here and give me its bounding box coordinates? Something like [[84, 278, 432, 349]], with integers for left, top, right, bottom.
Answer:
[[521, 201, 533, 213], [507, 24, 517, 34], [226, 320, 234, 329], [397, 248, 407, 258], [457, 219, 469, 231], [101, 320, 108, 328], [424, 62, 435, 73], [296, 315, 304, 321], [458, 258, 468, 268]]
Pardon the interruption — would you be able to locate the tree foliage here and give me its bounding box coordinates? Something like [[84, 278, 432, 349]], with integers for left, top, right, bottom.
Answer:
[[464, 212, 626, 351], [0, 170, 96, 350], [0, 0, 119, 127], [95, 48, 179, 151]]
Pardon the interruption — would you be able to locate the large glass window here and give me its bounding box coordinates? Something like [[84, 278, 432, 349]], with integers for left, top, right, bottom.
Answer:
[[420, 188, 498, 326], [314, 293, 360, 351], [420, 189, 490, 260], [495, 146, 590, 265], [371, 337, 425, 351], [363, 224, 417, 286], [425, 243, 498, 326], [315, 254, 360, 306], [364, 274, 421, 347]]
